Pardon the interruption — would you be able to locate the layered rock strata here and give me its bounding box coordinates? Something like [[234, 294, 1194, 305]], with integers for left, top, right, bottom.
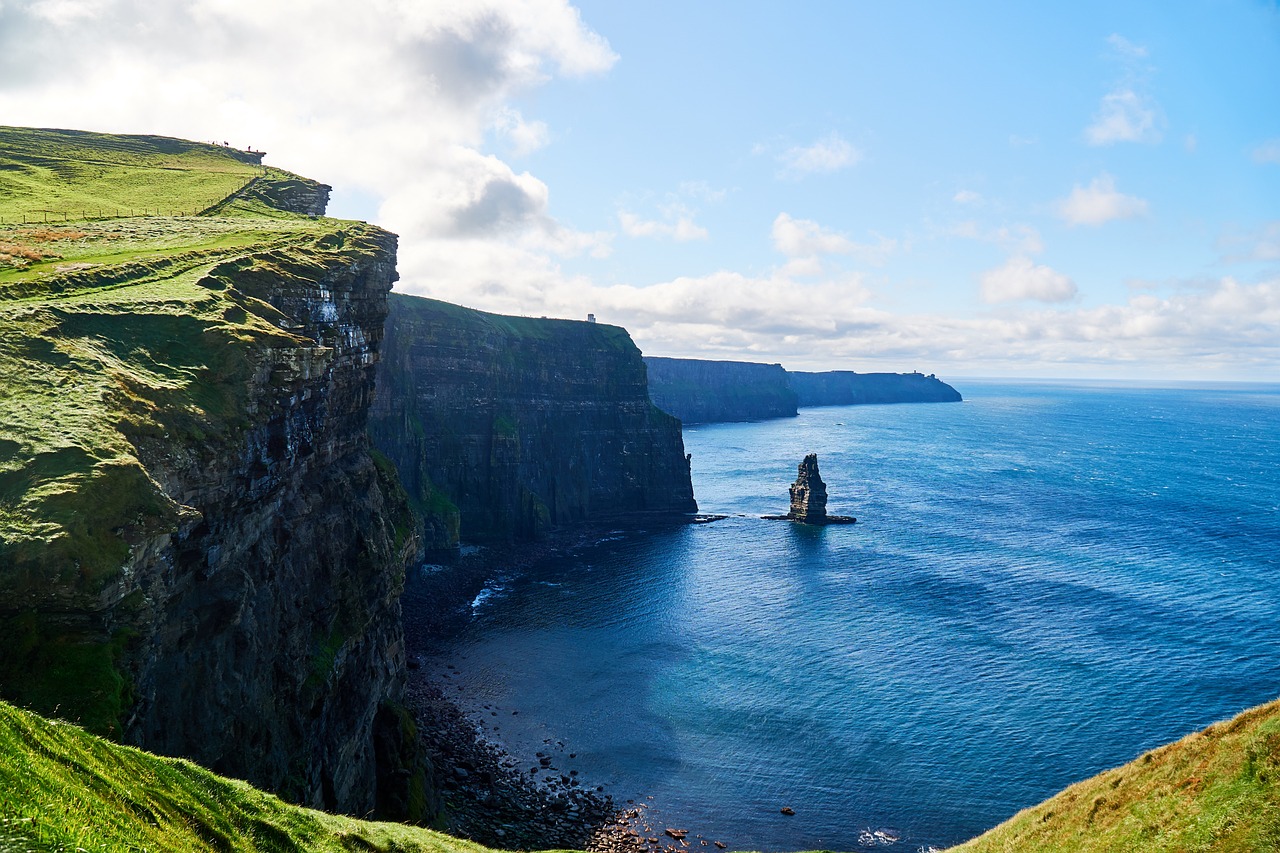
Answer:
[[764, 454, 855, 525], [789, 453, 828, 522], [0, 221, 419, 815], [370, 296, 697, 546]]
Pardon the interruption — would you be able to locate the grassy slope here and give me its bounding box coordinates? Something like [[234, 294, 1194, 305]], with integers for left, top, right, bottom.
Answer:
[[0, 127, 261, 220], [0, 699, 510, 853], [951, 698, 1280, 852]]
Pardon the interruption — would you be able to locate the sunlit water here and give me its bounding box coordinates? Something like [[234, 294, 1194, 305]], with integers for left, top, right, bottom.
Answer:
[[418, 381, 1280, 851]]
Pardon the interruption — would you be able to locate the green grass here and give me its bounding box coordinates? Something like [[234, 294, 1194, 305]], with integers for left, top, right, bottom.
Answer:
[[0, 127, 265, 222], [0, 699, 515, 853], [950, 697, 1280, 852]]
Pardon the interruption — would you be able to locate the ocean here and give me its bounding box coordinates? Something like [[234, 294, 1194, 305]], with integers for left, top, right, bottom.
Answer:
[[421, 381, 1280, 851]]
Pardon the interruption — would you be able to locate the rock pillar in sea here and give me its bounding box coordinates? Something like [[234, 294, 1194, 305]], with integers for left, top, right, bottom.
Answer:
[[789, 453, 828, 523]]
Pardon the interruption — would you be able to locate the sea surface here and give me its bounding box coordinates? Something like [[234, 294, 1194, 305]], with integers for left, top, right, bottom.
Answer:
[[421, 381, 1280, 851]]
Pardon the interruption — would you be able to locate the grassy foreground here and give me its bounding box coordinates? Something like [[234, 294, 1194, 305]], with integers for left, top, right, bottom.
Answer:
[[951, 697, 1280, 852], [0, 699, 507, 853]]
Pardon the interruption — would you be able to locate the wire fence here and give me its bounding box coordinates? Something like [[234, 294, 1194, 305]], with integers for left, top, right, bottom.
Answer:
[[0, 171, 267, 226]]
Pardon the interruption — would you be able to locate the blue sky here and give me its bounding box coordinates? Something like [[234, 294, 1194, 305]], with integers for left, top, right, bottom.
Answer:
[[1, 0, 1278, 378]]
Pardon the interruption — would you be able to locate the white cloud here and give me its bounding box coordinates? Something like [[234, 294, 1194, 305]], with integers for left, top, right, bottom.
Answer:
[[953, 190, 983, 205], [1253, 139, 1280, 164], [772, 213, 853, 256], [771, 213, 897, 266], [1057, 174, 1148, 226], [1086, 89, 1161, 145], [0, 0, 617, 299], [617, 274, 1280, 380], [777, 132, 860, 177], [491, 105, 550, 156], [980, 255, 1077, 304], [618, 209, 708, 242]]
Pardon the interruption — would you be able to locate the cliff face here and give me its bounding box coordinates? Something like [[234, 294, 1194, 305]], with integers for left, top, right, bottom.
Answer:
[[644, 358, 962, 423], [0, 207, 418, 812], [788, 370, 962, 406], [644, 357, 798, 424], [122, 229, 412, 813], [370, 296, 696, 545]]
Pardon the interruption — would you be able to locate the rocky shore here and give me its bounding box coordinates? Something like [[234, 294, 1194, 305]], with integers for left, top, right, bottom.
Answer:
[[399, 521, 731, 853]]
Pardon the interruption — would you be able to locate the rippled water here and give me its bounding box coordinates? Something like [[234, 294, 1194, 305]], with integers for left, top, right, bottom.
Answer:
[[421, 381, 1280, 851]]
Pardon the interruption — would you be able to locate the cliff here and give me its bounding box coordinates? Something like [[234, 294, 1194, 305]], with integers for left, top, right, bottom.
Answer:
[[644, 357, 797, 424], [789, 369, 962, 405], [370, 296, 696, 545], [643, 357, 961, 423], [0, 130, 422, 816]]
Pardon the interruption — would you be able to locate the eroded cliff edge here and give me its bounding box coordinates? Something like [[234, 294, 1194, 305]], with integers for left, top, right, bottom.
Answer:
[[0, 140, 422, 816], [370, 296, 697, 547]]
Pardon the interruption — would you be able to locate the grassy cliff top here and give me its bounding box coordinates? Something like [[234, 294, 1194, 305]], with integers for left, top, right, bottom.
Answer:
[[0, 698, 511, 853], [0, 127, 382, 618], [389, 292, 635, 351], [951, 697, 1280, 852], [0, 126, 268, 221]]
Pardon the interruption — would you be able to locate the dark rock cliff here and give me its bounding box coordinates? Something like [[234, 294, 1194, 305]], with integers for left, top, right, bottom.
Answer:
[[788, 370, 962, 406], [644, 357, 962, 423], [644, 357, 798, 424], [0, 223, 420, 816], [123, 229, 414, 813], [370, 296, 697, 546]]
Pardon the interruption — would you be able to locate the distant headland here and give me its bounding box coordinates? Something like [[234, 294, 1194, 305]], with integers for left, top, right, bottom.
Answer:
[[643, 356, 961, 424]]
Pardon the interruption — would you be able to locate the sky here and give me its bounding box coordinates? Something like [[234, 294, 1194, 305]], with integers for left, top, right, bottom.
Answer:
[[1, 0, 1278, 380]]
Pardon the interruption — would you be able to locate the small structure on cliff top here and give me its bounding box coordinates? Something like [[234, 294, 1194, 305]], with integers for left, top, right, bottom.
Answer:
[[764, 453, 856, 525]]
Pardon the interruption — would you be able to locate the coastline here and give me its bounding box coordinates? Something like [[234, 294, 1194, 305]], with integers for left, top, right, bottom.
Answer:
[[400, 520, 726, 853]]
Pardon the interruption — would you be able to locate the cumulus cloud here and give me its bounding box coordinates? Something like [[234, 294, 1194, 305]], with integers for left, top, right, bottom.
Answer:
[[1253, 139, 1280, 164], [1057, 174, 1148, 226], [771, 214, 897, 266], [608, 274, 1280, 380], [980, 256, 1078, 304], [0, 0, 617, 295], [777, 132, 860, 177]]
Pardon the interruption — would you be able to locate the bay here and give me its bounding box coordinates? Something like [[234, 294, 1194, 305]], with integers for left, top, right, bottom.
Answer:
[[423, 381, 1280, 851]]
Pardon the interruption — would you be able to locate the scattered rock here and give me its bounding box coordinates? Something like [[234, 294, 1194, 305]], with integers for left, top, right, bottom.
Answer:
[[780, 806, 795, 816]]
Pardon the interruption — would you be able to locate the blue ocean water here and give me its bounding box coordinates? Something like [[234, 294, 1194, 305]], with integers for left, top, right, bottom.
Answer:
[[425, 382, 1280, 851]]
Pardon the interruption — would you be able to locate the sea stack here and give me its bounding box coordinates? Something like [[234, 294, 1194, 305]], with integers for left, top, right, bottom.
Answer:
[[789, 453, 828, 523], [765, 453, 855, 525]]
